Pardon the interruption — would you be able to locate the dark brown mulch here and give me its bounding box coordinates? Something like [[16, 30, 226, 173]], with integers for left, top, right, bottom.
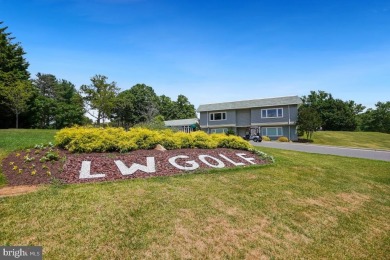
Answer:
[[2, 147, 70, 186], [2, 148, 267, 186]]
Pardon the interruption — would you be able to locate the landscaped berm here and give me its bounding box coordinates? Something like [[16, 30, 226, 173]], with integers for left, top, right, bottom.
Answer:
[[1, 129, 389, 259], [1, 127, 274, 186]]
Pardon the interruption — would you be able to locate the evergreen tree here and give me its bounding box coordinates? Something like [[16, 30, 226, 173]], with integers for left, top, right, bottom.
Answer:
[[31, 73, 85, 128], [0, 22, 30, 128]]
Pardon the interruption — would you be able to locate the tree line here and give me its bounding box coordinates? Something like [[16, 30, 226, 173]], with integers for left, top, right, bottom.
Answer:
[[0, 22, 196, 129], [297, 90, 390, 139], [1, 22, 388, 133]]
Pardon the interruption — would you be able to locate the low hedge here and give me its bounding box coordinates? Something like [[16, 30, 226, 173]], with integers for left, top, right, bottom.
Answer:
[[55, 126, 251, 153]]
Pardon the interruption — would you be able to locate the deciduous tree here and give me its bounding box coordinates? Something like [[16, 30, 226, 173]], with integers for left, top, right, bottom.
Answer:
[[0, 80, 33, 128], [297, 105, 322, 140], [358, 101, 390, 133], [302, 90, 364, 131], [80, 75, 119, 125], [174, 94, 197, 119], [127, 84, 159, 124]]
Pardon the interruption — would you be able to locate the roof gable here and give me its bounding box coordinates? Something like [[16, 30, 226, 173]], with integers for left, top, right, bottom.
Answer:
[[197, 95, 302, 112]]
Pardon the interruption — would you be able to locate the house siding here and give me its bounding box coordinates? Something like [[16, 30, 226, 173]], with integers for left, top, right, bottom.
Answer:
[[199, 110, 236, 127], [251, 105, 298, 124], [236, 109, 251, 127], [197, 96, 301, 141], [261, 125, 298, 141]]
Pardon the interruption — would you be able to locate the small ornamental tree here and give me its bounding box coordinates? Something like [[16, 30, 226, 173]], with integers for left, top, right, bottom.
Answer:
[[0, 80, 33, 128], [297, 105, 322, 140]]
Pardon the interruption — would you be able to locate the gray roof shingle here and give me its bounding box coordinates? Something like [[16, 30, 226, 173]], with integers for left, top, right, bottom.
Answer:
[[164, 118, 198, 127], [197, 95, 302, 112]]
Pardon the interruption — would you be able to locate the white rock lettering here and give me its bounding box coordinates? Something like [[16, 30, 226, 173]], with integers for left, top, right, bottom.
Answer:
[[79, 161, 106, 179], [168, 155, 199, 171], [78, 153, 258, 179], [198, 155, 225, 168], [114, 157, 156, 175]]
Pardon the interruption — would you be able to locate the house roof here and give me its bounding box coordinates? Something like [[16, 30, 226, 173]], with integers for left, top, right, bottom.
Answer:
[[197, 95, 302, 112], [164, 118, 198, 127]]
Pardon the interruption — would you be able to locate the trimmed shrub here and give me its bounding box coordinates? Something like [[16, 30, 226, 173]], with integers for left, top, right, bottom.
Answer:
[[55, 127, 255, 153], [173, 131, 194, 149], [262, 136, 271, 141], [117, 131, 138, 153], [211, 134, 251, 150], [190, 131, 218, 149], [64, 127, 126, 153], [277, 136, 289, 142], [158, 129, 181, 150], [128, 127, 161, 150]]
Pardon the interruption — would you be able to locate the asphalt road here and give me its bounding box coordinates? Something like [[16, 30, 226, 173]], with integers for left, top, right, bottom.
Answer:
[[251, 141, 390, 162]]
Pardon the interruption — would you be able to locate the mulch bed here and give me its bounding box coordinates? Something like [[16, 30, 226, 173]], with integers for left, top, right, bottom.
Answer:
[[2, 148, 267, 186]]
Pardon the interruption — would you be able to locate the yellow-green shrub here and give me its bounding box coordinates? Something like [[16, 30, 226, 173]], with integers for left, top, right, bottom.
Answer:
[[173, 131, 194, 148], [211, 134, 251, 150], [128, 127, 161, 150], [117, 131, 138, 152], [191, 131, 218, 149], [55, 127, 255, 153], [158, 129, 181, 149], [277, 136, 289, 142], [63, 127, 126, 153], [262, 136, 271, 141], [55, 125, 84, 148]]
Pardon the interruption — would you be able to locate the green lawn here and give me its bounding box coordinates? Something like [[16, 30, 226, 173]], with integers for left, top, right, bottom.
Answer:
[[0, 129, 389, 259], [309, 131, 390, 150]]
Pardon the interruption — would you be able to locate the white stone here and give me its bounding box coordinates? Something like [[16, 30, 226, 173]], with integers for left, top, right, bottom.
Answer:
[[235, 153, 256, 165], [169, 155, 199, 171], [114, 157, 156, 175], [218, 154, 245, 166], [198, 155, 225, 168], [79, 161, 106, 179]]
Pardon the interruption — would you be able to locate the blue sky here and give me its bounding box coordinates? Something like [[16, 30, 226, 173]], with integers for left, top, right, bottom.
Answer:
[[1, 0, 389, 109]]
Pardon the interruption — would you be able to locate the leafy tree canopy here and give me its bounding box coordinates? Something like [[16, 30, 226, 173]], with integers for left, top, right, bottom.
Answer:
[[80, 74, 119, 125], [0, 80, 33, 128], [297, 104, 322, 140], [302, 90, 365, 131], [358, 101, 390, 133], [30, 73, 85, 129]]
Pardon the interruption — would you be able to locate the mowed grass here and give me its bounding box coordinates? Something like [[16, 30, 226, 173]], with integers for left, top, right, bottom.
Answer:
[[0, 129, 57, 186], [311, 131, 390, 150], [0, 129, 389, 259]]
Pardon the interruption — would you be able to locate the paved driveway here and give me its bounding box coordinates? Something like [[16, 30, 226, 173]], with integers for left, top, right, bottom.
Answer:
[[251, 141, 390, 162]]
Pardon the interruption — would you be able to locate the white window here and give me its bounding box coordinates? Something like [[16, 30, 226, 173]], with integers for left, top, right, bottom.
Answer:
[[211, 128, 228, 134], [210, 112, 226, 121], [261, 127, 283, 136], [261, 108, 283, 118]]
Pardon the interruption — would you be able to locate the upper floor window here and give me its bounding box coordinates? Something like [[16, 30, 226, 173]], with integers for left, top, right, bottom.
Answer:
[[261, 108, 283, 118], [210, 112, 226, 121]]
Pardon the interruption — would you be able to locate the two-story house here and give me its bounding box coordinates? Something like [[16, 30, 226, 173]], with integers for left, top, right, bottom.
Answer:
[[197, 95, 302, 141]]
